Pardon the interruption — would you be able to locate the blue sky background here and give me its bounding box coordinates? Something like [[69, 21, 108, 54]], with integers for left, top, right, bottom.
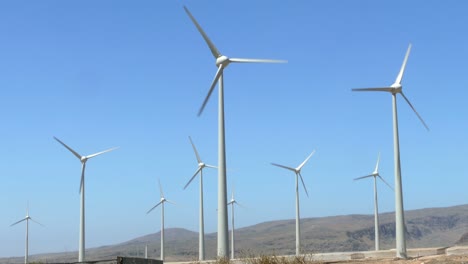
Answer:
[[1, 0, 467, 258]]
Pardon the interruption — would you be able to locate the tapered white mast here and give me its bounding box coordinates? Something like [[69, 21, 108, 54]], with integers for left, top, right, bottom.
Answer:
[[352, 44, 428, 258], [272, 150, 315, 255], [184, 6, 286, 258], [54, 137, 117, 262]]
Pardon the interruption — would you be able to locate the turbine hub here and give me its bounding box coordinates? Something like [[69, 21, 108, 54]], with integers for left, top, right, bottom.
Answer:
[[390, 83, 402, 93], [215, 55, 230, 67], [199, 162, 205, 168]]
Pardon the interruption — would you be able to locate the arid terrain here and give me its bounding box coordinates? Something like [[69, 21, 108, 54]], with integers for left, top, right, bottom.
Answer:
[[1, 204, 468, 263]]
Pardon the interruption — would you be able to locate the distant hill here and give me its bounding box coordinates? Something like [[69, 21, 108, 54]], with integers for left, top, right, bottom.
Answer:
[[2, 204, 468, 263]]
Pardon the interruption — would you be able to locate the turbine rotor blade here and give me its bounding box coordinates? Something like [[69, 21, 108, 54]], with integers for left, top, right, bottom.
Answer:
[[231, 186, 235, 201], [146, 201, 163, 214], [188, 136, 202, 164], [395, 44, 412, 85], [30, 218, 45, 227], [85, 147, 119, 159], [183, 6, 221, 59], [10, 218, 27, 227], [198, 65, 224, 116], [166, 199, 177, 205], [229, 58, 287, 64], [53, 137, 82, 160], [352, 87, 394, 92], [374, 152, 381, 173], [378, 175, 394, 191], [400, 92, 429, 131], [235, 201, 247, 209], [271, 163, 296, 172], [79, 163, 86, 194], [298, 172, 309, 198], [297, 150, 316, 171], [205, 164, 217, 169], [183, 167, 202, 190], [159, 179, 164, 198], [353, 174, 374, 181]]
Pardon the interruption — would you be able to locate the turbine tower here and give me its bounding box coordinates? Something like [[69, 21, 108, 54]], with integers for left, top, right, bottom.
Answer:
[[183, 136, 216, 261], [352, 44, 429, 258], [11, 205, 43, 264], [54, 137, 118, 262], [147, 180, 175, 261], [354, 153, 393, 251], [183, 6, 286, 258], [227, 186, 243, 260], [271, 150, 315, 256]]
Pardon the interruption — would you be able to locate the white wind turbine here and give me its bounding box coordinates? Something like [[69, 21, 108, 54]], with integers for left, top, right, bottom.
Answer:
[[227, 186, 243, 260], [352, 44, 429, 258], [147, 180, 175, 261], [183, 136, 216, 261], [184, 6, 286, 258], [271, 150, 315, 256], [354, 153, 393, 251], [53, 137, 118, 262], [10, 205, 44, 264]]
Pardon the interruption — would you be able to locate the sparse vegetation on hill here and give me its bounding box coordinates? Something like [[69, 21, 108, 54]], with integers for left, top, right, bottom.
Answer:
[[2, 204, 468, 263]]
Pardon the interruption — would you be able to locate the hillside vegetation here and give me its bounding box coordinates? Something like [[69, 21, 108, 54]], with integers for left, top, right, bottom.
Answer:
[[2, 204, 468, 263]]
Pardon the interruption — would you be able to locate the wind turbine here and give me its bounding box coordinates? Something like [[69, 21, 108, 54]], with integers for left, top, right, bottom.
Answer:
[[53, 137, 118, 262], [271, 150, 315, 256], [11, 205, 44, 264], [183, 6, 286, 258], [354, 153, 393, 251], [183, 136, 216, 261], [352, 44, 429, 258], [147, 180, 175, 261], [227, 186, 244, 260]]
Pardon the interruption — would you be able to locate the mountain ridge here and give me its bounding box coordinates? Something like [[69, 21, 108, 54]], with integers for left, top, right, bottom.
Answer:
[[2, 204, 468, 263]]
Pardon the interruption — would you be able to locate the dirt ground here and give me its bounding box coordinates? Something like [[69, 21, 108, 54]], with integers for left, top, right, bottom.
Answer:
[[330, 255, 468, 264]]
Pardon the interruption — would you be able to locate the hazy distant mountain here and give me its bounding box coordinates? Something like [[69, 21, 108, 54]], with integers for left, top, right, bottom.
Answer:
[[3, 204, 468, 263]]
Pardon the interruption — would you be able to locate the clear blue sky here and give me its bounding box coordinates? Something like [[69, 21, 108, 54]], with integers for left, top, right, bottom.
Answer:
[[1, 0, 467, 258]]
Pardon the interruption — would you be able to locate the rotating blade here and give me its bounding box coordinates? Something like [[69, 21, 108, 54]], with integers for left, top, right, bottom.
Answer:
[[229, 58, 287, 64], [54, 137, 82, 160], [271, 163, 296, 172], [352, 87, 394, 92], [400, 92, 429, 131], [298, 172, 309, 197], [198, 65, 223, 116], [85, 147, 118, 159], [188, 136, 202, 164], [146, 201, 163, 214], [297, 150, 315, 171], [183, 167, 202, 190], [395, 44, 412, 85], [10, 218, 27, 227], [354, 174, 374, 181], [378, 175, 394, 191], [183, 6, 221, 58]]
